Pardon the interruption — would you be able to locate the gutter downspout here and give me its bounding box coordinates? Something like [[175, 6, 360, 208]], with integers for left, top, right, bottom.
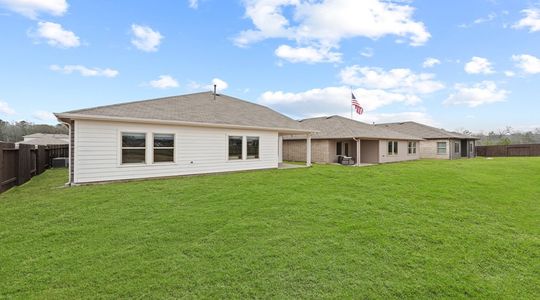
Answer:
[[59, 120, 72, 186]]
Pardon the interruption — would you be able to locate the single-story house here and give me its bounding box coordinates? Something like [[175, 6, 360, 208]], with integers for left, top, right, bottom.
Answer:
[[18, 133, 69, 146], [376, 121, 479, 159], [282, 116, 424, 165], [54, 92, 314, 185]]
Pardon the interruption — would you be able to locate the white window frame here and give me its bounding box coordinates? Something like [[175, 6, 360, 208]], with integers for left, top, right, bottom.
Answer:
[[454, 141, 460, 154], [246, 136, 260, 160], [437, 142, 447, 155], [387, 141, 399, 156], [152, 133, 175, 164], [408, 141, 417, 155], [227, 135, 244, 161], [120, 131, 147, 165]]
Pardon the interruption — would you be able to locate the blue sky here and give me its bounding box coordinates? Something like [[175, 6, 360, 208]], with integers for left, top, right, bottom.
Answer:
[[0, 0, 539, 132]]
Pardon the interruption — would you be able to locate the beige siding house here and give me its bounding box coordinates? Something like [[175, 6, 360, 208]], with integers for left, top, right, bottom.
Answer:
[[55, 92, 314, 184], [282, 116, 423, 165], [376, 122, 479, 160]]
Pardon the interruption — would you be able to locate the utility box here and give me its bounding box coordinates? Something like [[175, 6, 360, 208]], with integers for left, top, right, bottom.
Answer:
[[52, 157, 69, 168]]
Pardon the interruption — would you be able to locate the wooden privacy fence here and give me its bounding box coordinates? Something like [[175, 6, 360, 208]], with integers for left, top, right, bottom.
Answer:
[[476, 144, 540, 157], [0, 142, 69, 193]]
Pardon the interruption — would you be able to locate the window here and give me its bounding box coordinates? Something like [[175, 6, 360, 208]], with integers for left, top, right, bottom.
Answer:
[[228, 136, 243, 160], [388, 141, 398, 155], [153, 134, 174, 163], [122, 132, 146, 164], [437, 142, 447, 155], [247, 136, 259, 159], [454, 142, 460, 153], [408, 142, 417, 154], [336, 142, 342, 155]]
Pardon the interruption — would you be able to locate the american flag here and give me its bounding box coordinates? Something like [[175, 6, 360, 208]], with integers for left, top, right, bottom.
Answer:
[[351, 92, 363, 115]]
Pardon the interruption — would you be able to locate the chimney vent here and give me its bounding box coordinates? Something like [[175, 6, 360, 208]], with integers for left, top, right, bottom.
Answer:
[[213, 84, 217, 100]]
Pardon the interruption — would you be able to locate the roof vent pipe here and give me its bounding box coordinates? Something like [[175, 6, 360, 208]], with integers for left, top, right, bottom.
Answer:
[[213, 84, 217, 100]]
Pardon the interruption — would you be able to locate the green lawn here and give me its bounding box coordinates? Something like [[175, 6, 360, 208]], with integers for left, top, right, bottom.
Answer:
[[1, 158, 539, 299]]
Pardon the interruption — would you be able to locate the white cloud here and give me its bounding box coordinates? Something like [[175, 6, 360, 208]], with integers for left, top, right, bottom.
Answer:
[[259, 86, 421, 119], [188, 0, 198, 9], [34, 21, 80, 48], [444, 81, 508, 107], [360, 47, 374, 58], [474, 12, 497, 24], [459, 12, 497, 28], [131, 24, 163, 52], [504, 70, 516, 77], [189, 78, 229, 92], [275, 45, 341, 63], [50, 65, 119, 77], [422, 57, 440, 68], [149, 75, 179, 89], [0, 101, 15, 115], [513, 8, 540, 32], [512, 54, 540, 74], [235, 0, 430, 64], [32, 111, 56, 122], [340, 66, 444, 94], [0, 0, 67, 19], [211, 78, 228, 91], [464, 56, 494, 74]]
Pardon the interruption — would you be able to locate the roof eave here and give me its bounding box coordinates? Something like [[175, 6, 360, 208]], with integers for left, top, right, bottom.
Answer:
[[283, 136, 424, 141], [54, 113, 317, 134]]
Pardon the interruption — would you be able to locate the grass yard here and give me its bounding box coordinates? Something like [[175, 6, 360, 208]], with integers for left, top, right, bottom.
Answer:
[[1, 158, 539, 299]]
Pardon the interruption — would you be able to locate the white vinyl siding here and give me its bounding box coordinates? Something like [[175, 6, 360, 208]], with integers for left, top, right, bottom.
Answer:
[[73, 120, 279, 183]]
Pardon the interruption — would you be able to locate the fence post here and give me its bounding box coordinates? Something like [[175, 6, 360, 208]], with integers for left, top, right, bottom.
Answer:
[[17, 144, 32, 185], [36, 145, 46, 174], [0, 143, 6, 192]]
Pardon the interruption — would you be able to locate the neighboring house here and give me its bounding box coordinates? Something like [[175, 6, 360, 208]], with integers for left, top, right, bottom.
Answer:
[[54, 92, 314, 185], [376, 122, 479, 159], [282, 116, 424, 165], [19, 133, 69, 146]]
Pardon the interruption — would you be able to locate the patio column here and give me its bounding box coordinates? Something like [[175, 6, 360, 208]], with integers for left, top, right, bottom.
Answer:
[[356, 138, 361, 166], [306, 134, 312, 167]]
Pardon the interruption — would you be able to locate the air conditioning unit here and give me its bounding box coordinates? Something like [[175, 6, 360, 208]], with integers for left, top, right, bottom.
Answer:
[[52, 157, 69, 168]]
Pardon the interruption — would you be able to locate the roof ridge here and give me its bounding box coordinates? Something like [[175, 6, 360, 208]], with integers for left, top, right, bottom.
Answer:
[[62, 91, 213, 114]]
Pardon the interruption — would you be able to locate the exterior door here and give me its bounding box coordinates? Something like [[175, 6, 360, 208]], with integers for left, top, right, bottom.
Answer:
[[344, 142, 349, 156]]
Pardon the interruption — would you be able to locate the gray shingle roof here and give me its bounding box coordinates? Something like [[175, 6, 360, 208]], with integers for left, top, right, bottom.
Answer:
[[56, 92, 308, 132], [376, 121, 479, 140], [23, 133, 68, 139], [283, 116, 423, 140], [19, 136, 68, 146]]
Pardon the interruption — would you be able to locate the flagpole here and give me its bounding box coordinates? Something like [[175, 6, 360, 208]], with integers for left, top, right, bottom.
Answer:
[[350, 87, 353, 120]]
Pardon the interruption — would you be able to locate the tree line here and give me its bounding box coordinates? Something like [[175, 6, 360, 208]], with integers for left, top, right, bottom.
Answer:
[[469, 127, 540, 146], [0, 120, 68, 143]]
